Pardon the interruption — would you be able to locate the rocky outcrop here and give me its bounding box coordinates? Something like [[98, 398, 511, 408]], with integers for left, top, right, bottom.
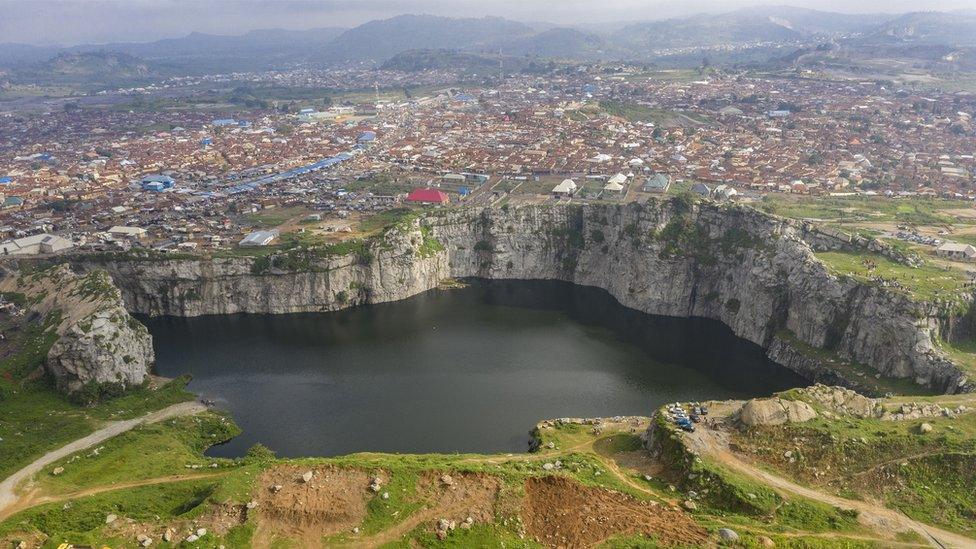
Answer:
[[796, 384, 970, 420], [46, 304, 153, 393], [88, 201, 973, 394], [739, 398, 817, 427], [0, 265, 153, 393]]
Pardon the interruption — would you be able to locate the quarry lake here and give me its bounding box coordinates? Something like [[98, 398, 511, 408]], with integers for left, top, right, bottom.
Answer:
[[146, 280, 806, 457]]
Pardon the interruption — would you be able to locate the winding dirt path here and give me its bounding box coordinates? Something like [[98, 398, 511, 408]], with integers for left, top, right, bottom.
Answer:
[[0, 472, 229, 523], [0, 401, 208, 518], [683, 423, 976, 549]]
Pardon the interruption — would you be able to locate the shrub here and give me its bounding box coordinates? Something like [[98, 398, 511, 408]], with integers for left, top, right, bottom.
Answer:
[[245, 443, 277, 462]]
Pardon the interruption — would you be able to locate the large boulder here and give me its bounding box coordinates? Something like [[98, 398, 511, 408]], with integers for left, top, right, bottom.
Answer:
[[30, 268, 155, 394], [740, 397, 817, 427], [46, 306, 153, 393], [0, 264, 154, 395], [717, 528, 740, 543]]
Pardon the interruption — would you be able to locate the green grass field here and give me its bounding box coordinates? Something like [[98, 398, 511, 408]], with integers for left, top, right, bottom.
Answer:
[[0, 378, 193, 481], [759, 195, 970, 227], [814, 250, 970, 303]]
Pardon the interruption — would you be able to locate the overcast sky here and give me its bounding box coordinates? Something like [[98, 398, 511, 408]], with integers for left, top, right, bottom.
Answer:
[[2, 0, 974, 46]]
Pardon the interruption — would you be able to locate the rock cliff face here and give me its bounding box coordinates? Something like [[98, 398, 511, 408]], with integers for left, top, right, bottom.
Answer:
[[94, 222, 450, 316], [46, 303, 154, 393], [91, 201, 973, 394], [431, 202, 970, 393], [0, 265, 154, 393]]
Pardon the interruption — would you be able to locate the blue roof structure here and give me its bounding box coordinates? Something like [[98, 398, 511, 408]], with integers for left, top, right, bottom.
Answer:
[[0, 177, 12, 185], [223, 152, 354, 195], [212, 118, 237, 126], [358, 131, 376, 143], [141, 174, 175, 191]]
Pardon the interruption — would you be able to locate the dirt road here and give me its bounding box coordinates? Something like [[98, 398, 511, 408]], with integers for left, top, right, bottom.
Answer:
[[684, 422, 976, 549], [0, 401, 208, 516]]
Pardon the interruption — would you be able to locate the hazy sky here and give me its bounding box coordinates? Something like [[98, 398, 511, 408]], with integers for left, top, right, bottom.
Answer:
[[2, 0, 975, 45]]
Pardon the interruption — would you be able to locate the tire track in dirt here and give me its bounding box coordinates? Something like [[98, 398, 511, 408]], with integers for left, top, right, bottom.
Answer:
[[684, 422, 976, 549]]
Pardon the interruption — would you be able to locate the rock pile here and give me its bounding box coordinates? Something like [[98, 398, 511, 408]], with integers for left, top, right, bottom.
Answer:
[[800, 385, 881, 418], [882, 402, 969, 421], [740, 398, 817, 427], [785, 385, 970, 422]]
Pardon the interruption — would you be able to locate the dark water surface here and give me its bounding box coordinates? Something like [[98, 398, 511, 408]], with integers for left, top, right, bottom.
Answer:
[[146, 280, 806, 457]]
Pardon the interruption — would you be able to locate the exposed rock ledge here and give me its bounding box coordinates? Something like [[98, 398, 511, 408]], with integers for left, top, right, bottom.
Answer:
[[0, 264, 153, 393], [739, 398, 818, 427], [86, 201, 973, 394]]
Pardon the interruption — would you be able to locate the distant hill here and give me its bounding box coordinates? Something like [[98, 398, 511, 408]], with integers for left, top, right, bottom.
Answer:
[[378, 49, 550, 77], [0, 27, 348, 73], [78, 28, 346, 58], [7, 51, 159, 86], [490, 28, 611, 60], [5, 8, 976, 80], [768, 11, 976, 73], [618, 13, 802, 51], [0, 43, 62, 68], [70, 28, 347, 73], [732, 6, 890, 35], [320, 15, 535, 62], [858, 11, 976, 47], [380, 49, 505, 73], [612, 7, 890, 54]]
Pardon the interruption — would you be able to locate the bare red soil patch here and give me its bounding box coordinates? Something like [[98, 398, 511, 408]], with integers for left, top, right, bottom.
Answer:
[[522, 476, 708, 548], [252, 465, 374, 547]]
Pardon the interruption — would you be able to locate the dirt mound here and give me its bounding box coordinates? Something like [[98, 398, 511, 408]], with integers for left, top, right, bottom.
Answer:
[[418, 471, 503, 524], [522, 476, 708, 548], [252, 465, 373, 545]]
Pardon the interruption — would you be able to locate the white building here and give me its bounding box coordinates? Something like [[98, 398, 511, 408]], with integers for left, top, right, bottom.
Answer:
[[240, 229, 280, 247], [936, 242, 976, 261], [108, 226, 148, 239], [0, 234, 73, 256], [552, 179, 578, 196]]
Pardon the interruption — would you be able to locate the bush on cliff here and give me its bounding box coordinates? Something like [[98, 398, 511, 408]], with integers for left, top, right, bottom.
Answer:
[[69, 380, 127, 407]]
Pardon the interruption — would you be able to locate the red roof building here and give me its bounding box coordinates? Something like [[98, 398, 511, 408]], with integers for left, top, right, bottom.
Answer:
[[406, 188, 450, 204]]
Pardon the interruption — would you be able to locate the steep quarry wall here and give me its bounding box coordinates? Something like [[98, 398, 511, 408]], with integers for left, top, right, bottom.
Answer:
[[90, 201, 972, 394], [90, 222, 450, 317], [430, 202, 969, 393]]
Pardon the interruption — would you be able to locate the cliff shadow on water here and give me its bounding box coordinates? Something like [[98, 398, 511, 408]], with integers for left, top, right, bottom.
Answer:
[[472, 279, 809, 393], [142, 279, 808, 458]]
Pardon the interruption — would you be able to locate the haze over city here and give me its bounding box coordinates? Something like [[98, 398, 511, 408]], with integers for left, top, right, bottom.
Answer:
[[2, 0, 975, 44]]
